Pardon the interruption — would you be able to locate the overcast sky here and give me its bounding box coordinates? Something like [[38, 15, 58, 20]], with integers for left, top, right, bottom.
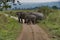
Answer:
[[15, 0, 60, 3]]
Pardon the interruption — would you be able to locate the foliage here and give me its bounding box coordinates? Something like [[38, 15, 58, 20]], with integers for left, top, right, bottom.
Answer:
[[38, 10, 60, 40], [0, 7, 3, 11], [37, 6, 54, 16], [52, 6, 58, 9], [1, 0, 11, 10], [0, 14, 22, 40]]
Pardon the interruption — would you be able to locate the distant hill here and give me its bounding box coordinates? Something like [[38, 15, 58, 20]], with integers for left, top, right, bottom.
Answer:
[[11, 1, 60, 9], [39, 2, 60, 8]]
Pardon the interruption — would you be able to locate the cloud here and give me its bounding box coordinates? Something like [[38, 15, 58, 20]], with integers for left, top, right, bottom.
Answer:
[[15, 0, 60, 3]]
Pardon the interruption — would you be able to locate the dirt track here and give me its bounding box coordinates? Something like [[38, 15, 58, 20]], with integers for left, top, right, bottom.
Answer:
[[16, 24, 50, 40], [4, 14, 50, 40]]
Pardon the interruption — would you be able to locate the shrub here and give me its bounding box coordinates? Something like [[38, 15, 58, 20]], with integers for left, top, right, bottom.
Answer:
[[0, 14, 22, 40], [37, 6, 54, 16], [52, 6, 58, 9]]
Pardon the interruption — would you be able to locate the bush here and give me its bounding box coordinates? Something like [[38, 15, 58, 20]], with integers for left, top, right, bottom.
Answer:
[[5, 11, 17, 16], [38, 10, 60, 40], [0, 14, 22, 40], [37, 6, 54, 16], [52, 6, 58, 9]]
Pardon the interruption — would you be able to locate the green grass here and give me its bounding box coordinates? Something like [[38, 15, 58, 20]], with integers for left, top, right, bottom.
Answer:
[[38, 10, 60, 40], [0, 14, 22, 40], [1, 9, 60, 40]]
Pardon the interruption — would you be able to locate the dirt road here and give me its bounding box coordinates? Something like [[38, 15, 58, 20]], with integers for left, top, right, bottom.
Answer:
[[16, 24, 50, 40], [4, 14, 50, 40]]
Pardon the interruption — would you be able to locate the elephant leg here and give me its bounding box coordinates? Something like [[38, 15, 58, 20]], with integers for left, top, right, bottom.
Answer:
[[21, 18, 23, 23], [32, 20, 34, 24], [27, 19, 29, 24], [27, 19, 30, 24], [18, 17, 20, 23], [32, 19, 36, 24], [24, 18, 27, 23], [18, 19, 20, 23]]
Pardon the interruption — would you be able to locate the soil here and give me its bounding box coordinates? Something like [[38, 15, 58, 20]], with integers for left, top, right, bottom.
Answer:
[[16, 24, 50, 40]]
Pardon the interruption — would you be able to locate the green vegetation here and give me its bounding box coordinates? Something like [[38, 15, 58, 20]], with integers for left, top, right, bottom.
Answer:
[[37, 6, 60, 40], [37, 6, 54, 17], [38, 9, 60, 40], [52, 6, 58, 9], [0, 0, 11, 10], [0, 6, 60, 40], [0, 14, 22, 40]]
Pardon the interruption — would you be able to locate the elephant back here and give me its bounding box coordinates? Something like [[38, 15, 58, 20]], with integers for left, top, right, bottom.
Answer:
[[32, 12, 44, 20]]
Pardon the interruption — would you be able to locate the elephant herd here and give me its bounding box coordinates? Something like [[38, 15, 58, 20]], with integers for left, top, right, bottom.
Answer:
[[16, 12, 44, 24]]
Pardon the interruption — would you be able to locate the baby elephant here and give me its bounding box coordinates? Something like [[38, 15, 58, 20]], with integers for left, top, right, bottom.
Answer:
[[25, 15, 36, 24]]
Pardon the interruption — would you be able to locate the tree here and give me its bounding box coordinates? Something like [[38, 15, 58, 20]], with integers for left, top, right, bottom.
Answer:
[[52, 6, 58, 9], [2, 0, 11, 10], [17, 1, 21, 5]]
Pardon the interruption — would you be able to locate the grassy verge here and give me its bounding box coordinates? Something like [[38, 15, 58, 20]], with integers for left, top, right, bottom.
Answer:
[[38, 10, 60, 40], [0, 14, 22, 40]]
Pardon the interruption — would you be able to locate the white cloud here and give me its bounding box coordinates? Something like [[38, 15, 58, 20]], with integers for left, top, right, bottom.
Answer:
[[15, 0, 60, 3]]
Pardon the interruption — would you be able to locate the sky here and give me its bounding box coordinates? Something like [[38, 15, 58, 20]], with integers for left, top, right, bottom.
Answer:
[[15, 0, 60, 3]]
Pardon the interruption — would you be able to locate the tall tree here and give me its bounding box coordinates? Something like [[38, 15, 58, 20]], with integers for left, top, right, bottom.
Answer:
[[2, 0, 11, 10]]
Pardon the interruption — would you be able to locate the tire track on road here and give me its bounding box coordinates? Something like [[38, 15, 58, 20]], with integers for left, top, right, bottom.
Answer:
[[17, 24, 50, 40], [16, 24, 34, 40], [30, 24, 50, 40]]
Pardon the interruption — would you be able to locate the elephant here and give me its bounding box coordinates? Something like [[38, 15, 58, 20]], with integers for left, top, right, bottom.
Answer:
[[16, 12, 44, 24], [29, 12, 44, 22], [25, 14, 36, 24], [16, 12, 27, 23]]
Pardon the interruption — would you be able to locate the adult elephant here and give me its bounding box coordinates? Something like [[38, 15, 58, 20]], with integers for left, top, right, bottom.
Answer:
[[25, 14, 36, 24], [16, 12, 27, 23], [29, 12, 44, 22]]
